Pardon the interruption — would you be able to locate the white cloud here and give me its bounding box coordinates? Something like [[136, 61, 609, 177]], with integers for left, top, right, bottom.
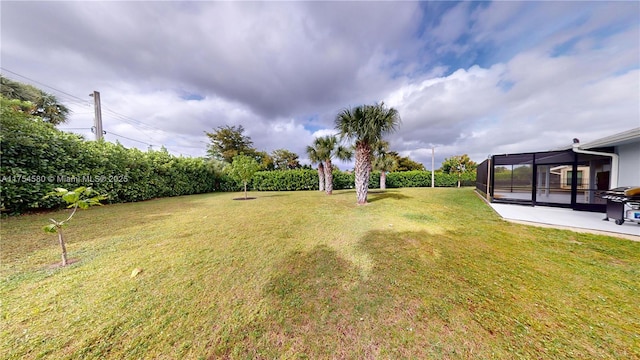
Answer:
[[1, 1, 637, 170]]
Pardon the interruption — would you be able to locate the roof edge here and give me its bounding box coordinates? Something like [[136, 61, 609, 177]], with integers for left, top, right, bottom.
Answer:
[[579, 127, 640, 149]]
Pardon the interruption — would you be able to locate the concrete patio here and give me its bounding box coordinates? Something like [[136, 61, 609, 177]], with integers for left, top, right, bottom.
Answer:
[[488, 202, 640, 241]]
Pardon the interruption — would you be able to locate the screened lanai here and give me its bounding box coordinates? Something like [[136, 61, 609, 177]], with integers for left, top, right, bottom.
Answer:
[[476, 148, 613, 212]]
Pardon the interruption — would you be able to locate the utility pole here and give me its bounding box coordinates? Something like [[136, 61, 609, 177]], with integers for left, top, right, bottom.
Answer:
[[431, 146, 435, 188], [90, 91, 103, 141]]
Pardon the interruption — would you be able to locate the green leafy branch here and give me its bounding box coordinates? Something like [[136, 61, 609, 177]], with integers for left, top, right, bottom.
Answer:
[[43, 186, 107, 266]]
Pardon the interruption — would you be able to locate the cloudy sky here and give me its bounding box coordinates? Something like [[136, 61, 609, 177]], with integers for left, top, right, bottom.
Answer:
[[2, 1, 638, 169]]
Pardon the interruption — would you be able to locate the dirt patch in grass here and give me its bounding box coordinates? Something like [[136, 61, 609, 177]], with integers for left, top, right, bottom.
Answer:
[[46, 258, 81, 269]]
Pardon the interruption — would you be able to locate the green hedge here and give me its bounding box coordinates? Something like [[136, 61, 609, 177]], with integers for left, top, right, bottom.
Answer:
[[252, 169, 318, 191], [1, 102, 224, 214], [250, 170, 383, 191], [386, 171, 475, 188]]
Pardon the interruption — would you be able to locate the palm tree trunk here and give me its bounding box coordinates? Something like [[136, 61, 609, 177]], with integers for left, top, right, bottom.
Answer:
[[58, 228, 68, 266], [355, 144, 371, 204], [380, 171, 386, 190], [324, 160, 333, 195], [318, 163, 325, 191]]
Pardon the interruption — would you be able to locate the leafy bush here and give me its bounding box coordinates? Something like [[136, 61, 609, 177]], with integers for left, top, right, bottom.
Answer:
[[251, 169, 382, 191], [386, 171, 476, 188], [252, 169, 318, 191], [332, 170, 354, 190], [1, 100, 223, 214]]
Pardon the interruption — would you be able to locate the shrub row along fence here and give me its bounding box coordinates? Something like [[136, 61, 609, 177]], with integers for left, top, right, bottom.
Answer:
[[1, 101, 474, 215], [251, 169, 475, 191], [1, 107, 234, 215]]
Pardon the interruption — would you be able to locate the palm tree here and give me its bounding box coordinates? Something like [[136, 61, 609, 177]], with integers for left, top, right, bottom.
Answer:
[[1, 76, 70, 125], [335, 102, 400, 204], [310, 135, 352, 195], [305, 143, 325, 192], [372, 141, 398, 190]]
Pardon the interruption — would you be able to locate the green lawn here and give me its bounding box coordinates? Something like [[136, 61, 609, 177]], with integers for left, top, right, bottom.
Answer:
[[1, 188, 638, 359]]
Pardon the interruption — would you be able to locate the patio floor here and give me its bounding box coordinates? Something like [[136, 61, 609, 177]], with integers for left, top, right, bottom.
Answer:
[[488, 202, 640, 241]]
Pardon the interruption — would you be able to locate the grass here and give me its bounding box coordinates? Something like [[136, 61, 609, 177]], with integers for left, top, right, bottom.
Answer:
[[1, 188, 639, 359]]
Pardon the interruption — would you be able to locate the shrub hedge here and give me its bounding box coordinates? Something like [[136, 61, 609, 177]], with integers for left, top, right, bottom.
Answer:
[[249, 170, 475, 191], [1, 102, 225, 214]]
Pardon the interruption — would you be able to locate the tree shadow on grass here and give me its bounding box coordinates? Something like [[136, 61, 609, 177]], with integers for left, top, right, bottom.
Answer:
[[367, 190, 411, 203], [207, 229, 528, 358], [209, 244, 372, 358], [255, 193, 290, 198], [209, 230, 461, 358]]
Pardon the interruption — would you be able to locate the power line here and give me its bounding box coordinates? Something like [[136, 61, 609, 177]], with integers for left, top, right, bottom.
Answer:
[[105, 130, 157, 147], [1, 67, 92, 107], [1, 67, 208, 155], [2, 68, 167, 144]]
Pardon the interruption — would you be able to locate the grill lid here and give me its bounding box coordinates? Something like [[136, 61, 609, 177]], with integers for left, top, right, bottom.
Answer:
[[602, 186, 640, 202]]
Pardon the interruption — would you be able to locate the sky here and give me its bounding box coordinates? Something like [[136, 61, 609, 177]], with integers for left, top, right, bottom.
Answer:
[[2, 1, 639, 169]]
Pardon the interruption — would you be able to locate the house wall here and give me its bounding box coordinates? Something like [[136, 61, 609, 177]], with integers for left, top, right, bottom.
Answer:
[[558, 165, 590, 190], [617, 142, 640, 186]]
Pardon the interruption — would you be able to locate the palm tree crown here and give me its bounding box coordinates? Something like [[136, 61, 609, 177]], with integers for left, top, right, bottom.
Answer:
[[373, 141, 397, 172], [335, 102, 400, 148]]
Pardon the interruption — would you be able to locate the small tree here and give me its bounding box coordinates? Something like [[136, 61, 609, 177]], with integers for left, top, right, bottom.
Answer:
[[228, 154, 260, 199], [441, 154, 477, 187], [43, 187, 106, 266]]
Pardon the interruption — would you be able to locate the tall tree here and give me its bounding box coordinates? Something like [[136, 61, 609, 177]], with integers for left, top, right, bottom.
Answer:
[[204, 125, 255, 163], [271, 149, 301, 170], [306, 143, 325, 192], [0, 75, 70, 125], [336, 102, 400, 204], [372, 141, 398, 190], [441, 154, 477, 187], [310, 136, 352, 195], [387, 151, 425, 171], [253, 150, 275, 171]]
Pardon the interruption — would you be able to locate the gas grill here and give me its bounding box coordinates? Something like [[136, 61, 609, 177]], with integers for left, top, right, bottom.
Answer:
[[601, 186, 640, 225]]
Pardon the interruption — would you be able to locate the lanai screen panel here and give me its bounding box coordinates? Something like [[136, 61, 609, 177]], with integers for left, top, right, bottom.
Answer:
[[534, 150, 575, 205], [575, 152, 611, 206], [476, 159, 489, 194], [493, 153, 534, 202]]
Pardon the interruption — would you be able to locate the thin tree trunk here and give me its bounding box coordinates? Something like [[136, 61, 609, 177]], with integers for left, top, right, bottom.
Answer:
[[324, 160, 333, 195], [380, 171, 386, 190], [58, 229, 68, 266], [244, 181, 248, 199], [355, 144, 372, 204], [318, 163, 325, 191]]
